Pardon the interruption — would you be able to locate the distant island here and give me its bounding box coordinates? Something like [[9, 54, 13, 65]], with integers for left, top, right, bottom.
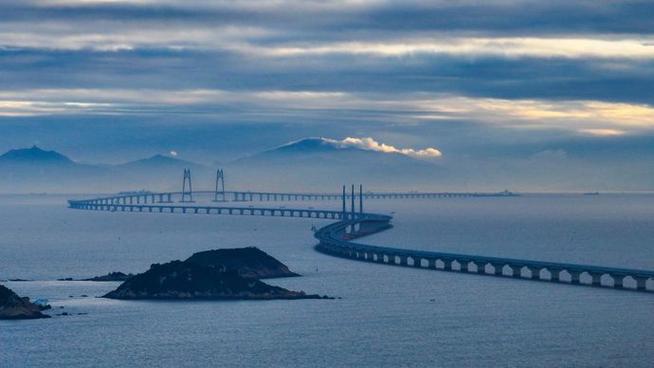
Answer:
[[103, 247, 327, 300], [84, 272, 135, 282], [0, 284, 50, 320]]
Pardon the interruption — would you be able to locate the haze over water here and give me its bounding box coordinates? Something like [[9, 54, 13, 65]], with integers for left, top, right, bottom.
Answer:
[[1, 194, 652, 367]]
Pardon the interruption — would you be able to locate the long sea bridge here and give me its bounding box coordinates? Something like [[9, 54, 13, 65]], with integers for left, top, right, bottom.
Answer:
[[68, 171, 653, 293], [77, 189, 515, 205]]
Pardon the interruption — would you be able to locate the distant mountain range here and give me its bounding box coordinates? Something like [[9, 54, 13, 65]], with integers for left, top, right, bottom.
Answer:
[[0, 146, 74, 166], [0, 146, 210, 193], [0, 139, 446, 193]]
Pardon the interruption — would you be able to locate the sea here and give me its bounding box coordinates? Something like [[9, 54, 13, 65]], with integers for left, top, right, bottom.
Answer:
[[1, 193, 653, 367]]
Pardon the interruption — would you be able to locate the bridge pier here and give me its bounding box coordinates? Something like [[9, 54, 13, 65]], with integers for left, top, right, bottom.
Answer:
[[589, 272, 603, 287], [612, 274, 624, 289], [459, 261, 469, 273], [569, 270, 581, 284], [550, 269, 562, 282], [492, 263, 504, 276], [509, 265, 522, 278], [476, 262, 487, 274], [635, 277, 648, 291]]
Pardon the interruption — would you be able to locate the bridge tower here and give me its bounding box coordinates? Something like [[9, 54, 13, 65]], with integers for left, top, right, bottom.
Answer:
[[213, 169, 226, 202], [342, 185, 346, 220], [351, 184, 355, 220], [181, 168, 193, 202], [349, 185, 358, 233], [359, 184, 363, 215]]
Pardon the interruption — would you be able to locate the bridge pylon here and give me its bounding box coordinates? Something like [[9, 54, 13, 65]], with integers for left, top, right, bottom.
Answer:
[[342, 185, 346, 220], [180, 168, 194, 202], [213, 169, 226, 202], [359, 184, 363, 215], [351, 184, 355, 220]]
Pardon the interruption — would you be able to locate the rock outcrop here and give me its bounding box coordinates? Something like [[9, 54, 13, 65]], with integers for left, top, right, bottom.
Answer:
[[185, 247, 299, 279], [0, 284, 50, 320], [103, 260, 322, 300], [83, 272, 134, 282]]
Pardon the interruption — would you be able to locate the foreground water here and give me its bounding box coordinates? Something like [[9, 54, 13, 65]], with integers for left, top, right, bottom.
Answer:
[[1, 194, 653, 367]]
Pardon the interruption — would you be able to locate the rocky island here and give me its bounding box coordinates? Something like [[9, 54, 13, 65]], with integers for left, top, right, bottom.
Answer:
[[104, 247, 326, 300], [0, 284, 50, 320], [184, 247, 299, 279]]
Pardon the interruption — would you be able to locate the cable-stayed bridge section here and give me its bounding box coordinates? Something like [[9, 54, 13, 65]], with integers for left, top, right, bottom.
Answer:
[[73, 189, 516, 206]]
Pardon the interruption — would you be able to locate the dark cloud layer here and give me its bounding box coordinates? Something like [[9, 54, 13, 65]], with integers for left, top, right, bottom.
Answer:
[[4, 1, 654, 35], [3, 49, 653, 104]]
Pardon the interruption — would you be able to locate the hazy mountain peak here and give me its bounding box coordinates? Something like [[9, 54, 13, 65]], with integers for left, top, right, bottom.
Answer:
[[144, 154, 180, 163], [228, 136, 444, 191], [272, 137, 345, 153], [0, 146, 74, 165], [268, 137, 442, 160], [118, 153, 204, 170]]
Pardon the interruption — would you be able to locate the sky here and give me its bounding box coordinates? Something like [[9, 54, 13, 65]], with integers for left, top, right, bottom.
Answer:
[[0, 0, 653, 190]]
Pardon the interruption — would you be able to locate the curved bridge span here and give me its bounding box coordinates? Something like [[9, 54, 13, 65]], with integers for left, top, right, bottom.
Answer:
[[68, 193, 653, 293]]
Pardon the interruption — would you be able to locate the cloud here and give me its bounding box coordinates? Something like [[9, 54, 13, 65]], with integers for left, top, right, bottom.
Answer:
[[334, 137, 442, 159], [1, 88, 653, 136], [238, 37, 654, 60], [2, 21, 654, 60], [578, 128, 626, 137]]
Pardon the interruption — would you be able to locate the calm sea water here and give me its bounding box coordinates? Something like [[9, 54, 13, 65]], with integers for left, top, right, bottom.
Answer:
[[1, 194, 653, 367]]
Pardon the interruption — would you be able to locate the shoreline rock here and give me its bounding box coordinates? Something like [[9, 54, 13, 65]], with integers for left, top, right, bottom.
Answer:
[[0, 284, 50, 320]]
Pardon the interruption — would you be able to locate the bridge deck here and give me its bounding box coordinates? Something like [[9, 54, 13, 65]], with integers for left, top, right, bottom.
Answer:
[[73, 189, 518, 206]]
